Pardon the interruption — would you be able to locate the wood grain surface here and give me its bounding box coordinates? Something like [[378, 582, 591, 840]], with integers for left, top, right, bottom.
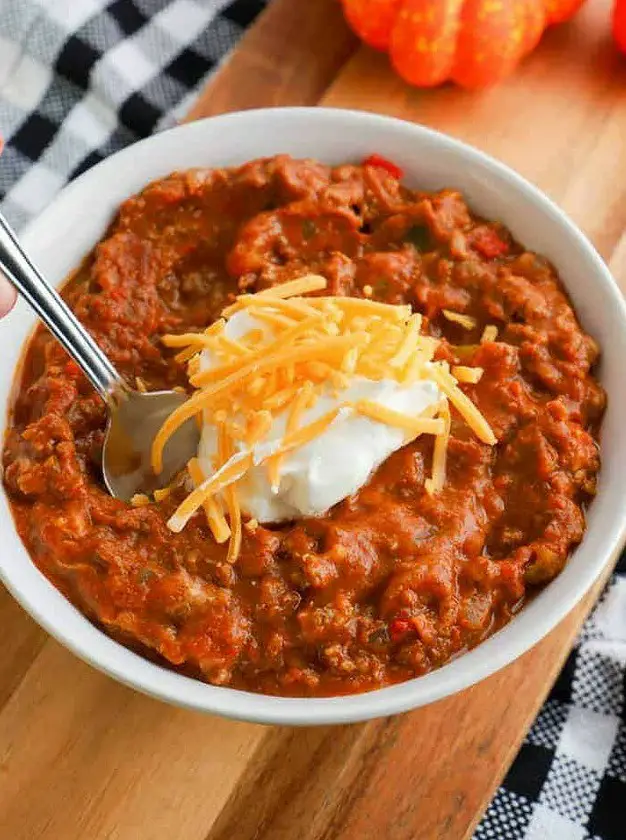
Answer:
[[1, 1, 625, 838]]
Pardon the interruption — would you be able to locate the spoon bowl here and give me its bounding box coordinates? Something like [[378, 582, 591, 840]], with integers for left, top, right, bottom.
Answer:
[[103, 390, 199, 501]]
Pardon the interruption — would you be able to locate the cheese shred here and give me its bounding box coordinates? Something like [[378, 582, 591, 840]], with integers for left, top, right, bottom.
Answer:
[[481, 324, 499, 344], [353, 401, 445, 437], [451, 365, 484, 384], [442, 310, 477, 330], [217, 424, 242, 564], [425, 402, 451, 496], [187, 457, 230, 544]]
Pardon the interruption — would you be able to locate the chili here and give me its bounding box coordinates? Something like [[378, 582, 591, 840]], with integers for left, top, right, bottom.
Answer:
[[2, 155, 604, 697]]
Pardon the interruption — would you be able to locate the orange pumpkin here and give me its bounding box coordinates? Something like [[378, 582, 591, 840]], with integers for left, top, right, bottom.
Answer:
[[614, 0, 626, 54], [340, 0, 587, 88]]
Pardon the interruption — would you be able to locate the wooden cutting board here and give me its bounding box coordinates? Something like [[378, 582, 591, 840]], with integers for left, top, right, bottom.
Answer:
[[1, 1, 625, 838]]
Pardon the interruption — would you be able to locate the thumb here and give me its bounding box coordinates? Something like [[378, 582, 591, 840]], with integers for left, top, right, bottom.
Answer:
[[0, 138, 16, 315], [0, 274, 17, 317]]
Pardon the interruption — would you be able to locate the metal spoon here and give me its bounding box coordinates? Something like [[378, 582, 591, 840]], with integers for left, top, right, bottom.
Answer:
[[0, 213, 199, 501]]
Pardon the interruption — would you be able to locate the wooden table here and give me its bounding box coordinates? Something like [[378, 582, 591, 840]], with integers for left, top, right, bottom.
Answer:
[[2, 1, 625, 838]]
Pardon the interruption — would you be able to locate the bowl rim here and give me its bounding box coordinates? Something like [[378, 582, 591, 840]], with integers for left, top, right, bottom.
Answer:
[[2, 106, 626, 726]]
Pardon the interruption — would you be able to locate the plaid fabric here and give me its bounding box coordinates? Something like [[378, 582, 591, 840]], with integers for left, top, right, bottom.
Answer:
[[0, 4, 624, 837], [0, 0, 268, 228], [475, 553, 626, 840]]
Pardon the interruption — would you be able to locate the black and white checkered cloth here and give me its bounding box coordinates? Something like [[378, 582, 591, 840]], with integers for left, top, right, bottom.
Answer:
[[0, 0, 268, 227], [476, 555, 626, 840], [0, 3, 624, 837]]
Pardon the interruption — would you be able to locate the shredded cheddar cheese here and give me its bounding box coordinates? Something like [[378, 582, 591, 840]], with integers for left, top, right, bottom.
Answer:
[[187, 457, 230, 544], [425, 402, 451, 495], [223, 294, 320, 319], [153, 486, 172, 503], [390, 313, 422, 369], [266, 380, 315, 491], [431, 365, 496, 446], [156, 274, 496, 559], [442, 310, 477, 330], [130, 493, 151, 507], [217, 423, 242, 564], [481, 324, 499, 344], [451, 365, 484, 384], [256, 274, 327, 299], [250, 308, 298, 330], [352, 401, 445, 436], [167, 452, 253, 533]]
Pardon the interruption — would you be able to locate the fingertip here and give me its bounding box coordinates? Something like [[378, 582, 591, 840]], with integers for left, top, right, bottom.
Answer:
[[0, 276, 17, 318]]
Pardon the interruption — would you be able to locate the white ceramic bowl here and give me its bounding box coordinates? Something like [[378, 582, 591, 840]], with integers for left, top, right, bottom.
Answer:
[[1, 108, 625, 725]]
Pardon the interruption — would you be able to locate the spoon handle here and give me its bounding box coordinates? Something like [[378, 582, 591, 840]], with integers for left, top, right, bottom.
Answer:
[[0, 213, 127, 405]]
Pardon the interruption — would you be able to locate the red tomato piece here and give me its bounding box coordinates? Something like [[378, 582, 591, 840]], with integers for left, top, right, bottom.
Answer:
[[389, 615, 414, 642], [472, 228, 510, 259], [363, 153, 404, 180]]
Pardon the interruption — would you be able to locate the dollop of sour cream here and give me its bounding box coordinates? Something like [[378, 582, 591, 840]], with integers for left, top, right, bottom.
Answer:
[[197, 311, 441, 523]]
